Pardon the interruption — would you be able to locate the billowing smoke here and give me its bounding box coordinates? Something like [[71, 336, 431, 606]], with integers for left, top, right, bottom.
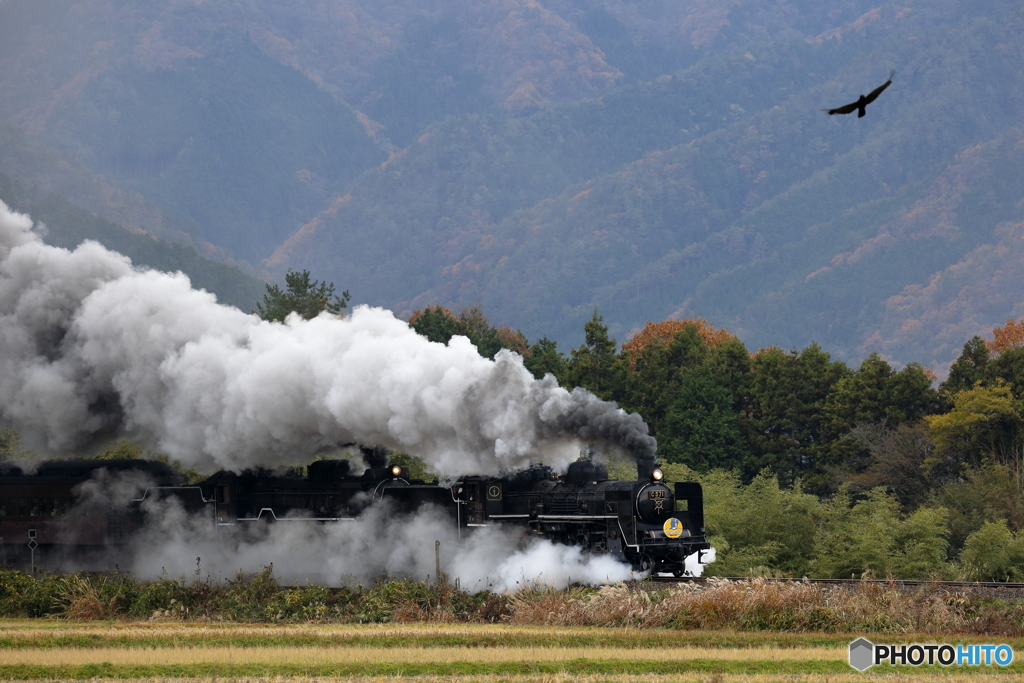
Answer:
[[0, 200, 654, 476]]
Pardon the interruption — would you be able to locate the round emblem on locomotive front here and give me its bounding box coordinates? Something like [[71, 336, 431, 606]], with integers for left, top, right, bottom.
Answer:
[[663, 518, 683, 538], [487, 485, 501, 499]]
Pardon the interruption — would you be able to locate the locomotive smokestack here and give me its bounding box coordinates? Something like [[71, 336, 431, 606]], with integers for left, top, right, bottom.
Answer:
[[0, 201, 656, 477], [636, 456, 656, 482]]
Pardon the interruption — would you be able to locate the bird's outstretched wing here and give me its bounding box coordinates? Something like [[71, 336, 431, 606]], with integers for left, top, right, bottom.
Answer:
[[821, 101, 860, 115], [821, 69, 895, 116], [863, 69, 896, 106]]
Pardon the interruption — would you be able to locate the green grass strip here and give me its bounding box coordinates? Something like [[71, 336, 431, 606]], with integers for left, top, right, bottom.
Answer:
[[2, 630, 1020, 651], [4, 661, 1024, 679], [0, 659, 859, 679]]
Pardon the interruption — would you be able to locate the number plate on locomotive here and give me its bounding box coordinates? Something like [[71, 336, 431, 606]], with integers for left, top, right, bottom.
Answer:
[[648, 490, 666, 500]]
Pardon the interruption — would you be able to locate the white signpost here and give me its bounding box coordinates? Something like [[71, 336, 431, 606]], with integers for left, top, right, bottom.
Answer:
[[27, 529, 37, 573]]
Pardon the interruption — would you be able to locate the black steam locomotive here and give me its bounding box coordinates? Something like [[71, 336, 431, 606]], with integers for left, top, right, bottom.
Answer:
[[454, 460, 707, 575], [0, 453, 707, 576]]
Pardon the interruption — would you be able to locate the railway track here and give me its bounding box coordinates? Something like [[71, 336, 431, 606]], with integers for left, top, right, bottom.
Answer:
[[647, 575, 1024, 589]]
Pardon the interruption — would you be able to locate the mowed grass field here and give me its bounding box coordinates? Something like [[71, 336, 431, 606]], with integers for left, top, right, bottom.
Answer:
[[0, 622, 1022, 682]]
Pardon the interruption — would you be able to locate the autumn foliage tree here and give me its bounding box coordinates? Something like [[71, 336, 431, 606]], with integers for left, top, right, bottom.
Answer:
[[621, 319, 736, 364], [988, 318, 1024, 354]]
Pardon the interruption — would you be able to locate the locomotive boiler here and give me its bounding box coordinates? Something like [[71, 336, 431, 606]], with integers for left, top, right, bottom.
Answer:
[[190, 457, 450, 525]]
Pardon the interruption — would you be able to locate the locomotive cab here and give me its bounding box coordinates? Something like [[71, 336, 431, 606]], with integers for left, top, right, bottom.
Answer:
[[450, 479, 505, 525]]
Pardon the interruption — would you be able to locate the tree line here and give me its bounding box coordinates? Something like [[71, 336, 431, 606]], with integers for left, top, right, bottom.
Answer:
[[409, 302, 1024, 582]]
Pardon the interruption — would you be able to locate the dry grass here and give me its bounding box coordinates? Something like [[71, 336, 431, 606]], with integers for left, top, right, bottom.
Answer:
[[508, 579, 980, 633], [6, 568, 1024, 634], [0, 644, 847, 666], [56, 574, 124, 620]]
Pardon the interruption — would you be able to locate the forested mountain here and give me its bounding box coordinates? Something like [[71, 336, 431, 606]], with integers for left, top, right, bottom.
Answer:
[[0, 172, 265, 312], [2, 0, 1023, 369]]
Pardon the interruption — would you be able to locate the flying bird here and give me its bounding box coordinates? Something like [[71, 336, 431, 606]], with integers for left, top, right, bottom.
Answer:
[[823, 70, 895, 118]]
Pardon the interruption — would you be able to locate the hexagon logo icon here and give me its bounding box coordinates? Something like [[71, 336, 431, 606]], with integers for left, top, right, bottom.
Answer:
[[849, 638, 875, 671]]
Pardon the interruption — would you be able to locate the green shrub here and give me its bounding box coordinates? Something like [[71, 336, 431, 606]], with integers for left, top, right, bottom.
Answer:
[[267, 585, 340, 622], [958, 519, 1024, 581], [354, 578, 441, 623], [218, 566, 282, 621], [129, 575, 194, 618], [0, 570, 63, 617]]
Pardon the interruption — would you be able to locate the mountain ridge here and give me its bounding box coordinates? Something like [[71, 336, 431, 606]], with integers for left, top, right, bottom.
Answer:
[[2, 0, 1023, 369]]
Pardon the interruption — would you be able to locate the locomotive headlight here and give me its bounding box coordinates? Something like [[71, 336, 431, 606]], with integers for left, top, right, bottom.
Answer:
[[391, 465, 402, 476], [651, 468, 664, 481]]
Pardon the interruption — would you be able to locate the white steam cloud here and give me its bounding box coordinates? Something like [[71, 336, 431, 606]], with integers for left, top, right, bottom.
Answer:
[[0, 200, 655, 477], [131, 496, 635, 590], [44, 472, 635, 589]]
